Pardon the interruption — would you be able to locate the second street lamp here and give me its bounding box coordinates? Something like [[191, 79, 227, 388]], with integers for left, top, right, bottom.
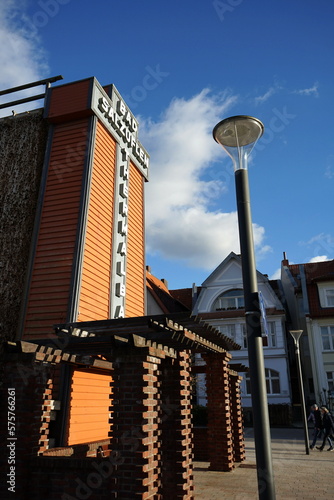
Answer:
[[213, 115, 276, 500], [289, 330, 310, 455]]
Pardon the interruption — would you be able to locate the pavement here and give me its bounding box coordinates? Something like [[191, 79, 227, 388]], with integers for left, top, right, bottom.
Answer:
[[193, 427, 334, 499]]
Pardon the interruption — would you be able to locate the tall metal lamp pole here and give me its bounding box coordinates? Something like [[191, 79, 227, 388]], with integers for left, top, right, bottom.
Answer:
[[289, 330, 310, 455], [213, 116, 276, 500]]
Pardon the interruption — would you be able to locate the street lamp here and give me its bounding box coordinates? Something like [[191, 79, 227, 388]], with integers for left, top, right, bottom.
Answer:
[[289, 330, 309, 455], [213, 115, 275, 500]]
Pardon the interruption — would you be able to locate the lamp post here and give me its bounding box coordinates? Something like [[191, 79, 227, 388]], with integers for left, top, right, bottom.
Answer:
[[213, 115, 275, 500], [289, 330, 309, 455]]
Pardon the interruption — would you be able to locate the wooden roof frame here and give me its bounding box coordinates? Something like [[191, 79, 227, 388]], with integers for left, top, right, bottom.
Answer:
[[53, 312, 241, 355]]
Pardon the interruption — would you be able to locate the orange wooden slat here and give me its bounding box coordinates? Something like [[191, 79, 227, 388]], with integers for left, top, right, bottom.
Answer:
[[77, 121, 116, 322], [67, 369, 112, 446]]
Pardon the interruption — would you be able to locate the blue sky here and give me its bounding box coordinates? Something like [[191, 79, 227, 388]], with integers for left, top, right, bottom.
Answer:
[[1, 0, 334, 290]]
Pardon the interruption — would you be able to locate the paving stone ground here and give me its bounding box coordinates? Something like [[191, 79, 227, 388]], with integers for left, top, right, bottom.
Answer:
[[193, 427, 334, 499]]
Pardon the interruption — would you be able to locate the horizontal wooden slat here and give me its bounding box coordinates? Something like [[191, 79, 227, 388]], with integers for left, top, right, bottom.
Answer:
[[125, 163, 145, 317], [67, 369, 112, 445], [77, 121, 115, 322], [23, 119, 90, 339]]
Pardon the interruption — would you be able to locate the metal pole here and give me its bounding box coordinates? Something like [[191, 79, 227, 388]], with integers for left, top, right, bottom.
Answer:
[[235, 168, 276, 500], [293, 338, 310, 455]]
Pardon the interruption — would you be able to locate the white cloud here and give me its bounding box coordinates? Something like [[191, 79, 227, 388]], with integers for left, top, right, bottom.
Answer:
[[299, 233, 334, 264], [254, 87, 276, 104], [325, 155, 334, 179], [141, 90, 271, 271], [270, 268, 281, 280], [308, 255, 330, 263], [325, 165, 334, 179], [0, 0, 49, 115], [293, 82, 319, 97]]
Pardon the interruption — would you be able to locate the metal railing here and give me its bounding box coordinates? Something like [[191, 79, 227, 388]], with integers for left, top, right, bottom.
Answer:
[[0, 75, 63, 110]]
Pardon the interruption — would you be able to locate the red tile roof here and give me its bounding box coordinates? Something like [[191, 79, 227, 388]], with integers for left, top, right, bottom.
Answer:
[[146, 273, 189, 313], [287, 260, 334, 318], [169, 288, 196, 311]]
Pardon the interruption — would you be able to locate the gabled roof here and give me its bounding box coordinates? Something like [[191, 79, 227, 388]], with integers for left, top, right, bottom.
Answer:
[[201, 252, 241, 286], [286, 260, 334, 284], [304, 260, 334, 282], [169, 288, 195, 311], [201, 251, 266, 287], [146, 272, 189, 313]]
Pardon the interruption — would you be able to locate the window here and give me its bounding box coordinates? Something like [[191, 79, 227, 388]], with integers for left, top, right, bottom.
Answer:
[[212, 289, 244, 311], [318, 284, 334, 308], [266, 368, 281, 394], [220, 324, 236, 342], [326, 372, 334, 392], [321, 326, 334, 351], [245, 368, 280, 395], [325, 288, 334, 307], [264, 321, 277, 348]]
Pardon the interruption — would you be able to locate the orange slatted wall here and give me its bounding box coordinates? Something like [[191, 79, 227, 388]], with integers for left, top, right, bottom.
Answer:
[[67, 369, 112, 446], [77, 121, 116, 322], [125, 162, 145, 317], [23, 119, 90, 339]]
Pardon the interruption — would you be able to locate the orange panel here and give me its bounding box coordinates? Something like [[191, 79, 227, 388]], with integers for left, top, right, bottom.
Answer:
[[125, 163, 145, 317], [23, 119, 90, 339], [67, 369, 112, 445], [77, 121, 116, 322]]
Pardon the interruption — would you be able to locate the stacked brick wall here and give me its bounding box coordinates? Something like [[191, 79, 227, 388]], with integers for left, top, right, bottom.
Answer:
[[203, 352, 234, 471], [160, 351, 194, 499], [0, 350, 56, 499], [109, 349, 163, 498], [109, 348, 194, 499], [1, 341, 240, 499], [229, 373, 245, 463], [28, 456, 119, 500]]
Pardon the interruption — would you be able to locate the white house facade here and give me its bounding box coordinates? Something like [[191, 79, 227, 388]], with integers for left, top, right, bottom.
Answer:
[[192, 252, 291, 410], [281, 255, 334, 410]]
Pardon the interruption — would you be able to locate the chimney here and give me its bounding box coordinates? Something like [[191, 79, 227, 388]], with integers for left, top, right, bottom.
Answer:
[[282, 252, 289, 266], [161, 278, 168, 289]]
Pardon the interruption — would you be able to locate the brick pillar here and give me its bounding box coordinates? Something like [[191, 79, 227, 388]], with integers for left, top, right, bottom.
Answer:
[[160, 351, 194, 500], [203, 352, 233, 471], [0, 350, 56, 500], [229, 372, 245, 463], [109, 348, 163, 499]]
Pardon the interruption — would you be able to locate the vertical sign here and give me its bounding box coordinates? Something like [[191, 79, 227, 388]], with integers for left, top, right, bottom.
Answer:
[[93, 82, 149, 319], [111, 147, 129, 319]]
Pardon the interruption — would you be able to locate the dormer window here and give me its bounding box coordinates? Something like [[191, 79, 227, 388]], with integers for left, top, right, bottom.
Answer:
[[212, 289, 244, 311], [317, 283, 334, 308], [325, 288, 334, 307]]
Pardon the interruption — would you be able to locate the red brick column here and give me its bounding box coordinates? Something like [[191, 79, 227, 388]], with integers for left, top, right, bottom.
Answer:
[[160, 350, 194, 499], [109, 348, 163, 499], [203, 352, 233, 471], [0, 350, 56, 500], [229, 372, 245, 463]]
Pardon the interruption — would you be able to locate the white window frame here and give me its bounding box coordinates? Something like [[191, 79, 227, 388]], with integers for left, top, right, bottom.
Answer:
[[245, 368, 281, 395], [263, 321, 277, 348], [325, 288, 334, 307], [317, 283, 334, 308], [327, 371, 334, 392], [212, 289, 244, 311], [321, 325, 334, 351], [219, 323, 236, 342]]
